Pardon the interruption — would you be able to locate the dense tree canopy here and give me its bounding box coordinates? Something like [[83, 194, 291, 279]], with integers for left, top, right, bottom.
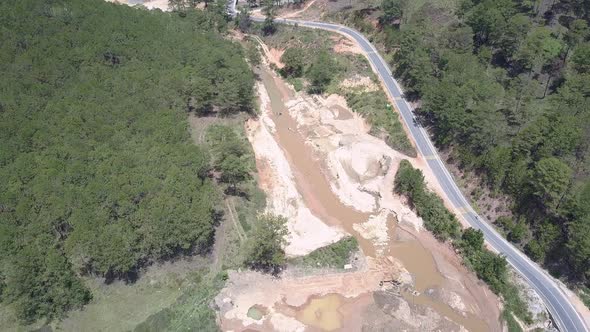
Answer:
[[380, 0, 404, 25], [530, 157, 572, 211], [206, 124, 252, 193], [0, 0, 254, 322]]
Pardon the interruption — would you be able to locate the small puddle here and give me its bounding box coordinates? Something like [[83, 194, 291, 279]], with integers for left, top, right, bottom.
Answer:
[[247, 305, 266, 320], [389, 240, 444, 292], [295, 294, 344, 331], [388, 226, 488, 331]]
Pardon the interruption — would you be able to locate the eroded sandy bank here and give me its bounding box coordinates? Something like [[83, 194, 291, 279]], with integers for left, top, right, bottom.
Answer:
[[246, 81, 348, 256]]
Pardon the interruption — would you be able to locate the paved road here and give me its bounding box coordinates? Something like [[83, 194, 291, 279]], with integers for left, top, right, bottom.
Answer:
[[231, 3, 589, 331]]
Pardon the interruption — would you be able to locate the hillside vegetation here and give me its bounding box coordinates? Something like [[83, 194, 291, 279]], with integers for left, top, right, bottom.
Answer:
[[338, 0, 590, 288], [250, 23, 416, 156], [0, 0, 254, 322]]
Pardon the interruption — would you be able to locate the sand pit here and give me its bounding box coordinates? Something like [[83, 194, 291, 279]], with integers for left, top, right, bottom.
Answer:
[[214, 258, 404, 331], [232, 65, 501, 331], [246, 82, 347, 256], [223, 38, 501, 331]]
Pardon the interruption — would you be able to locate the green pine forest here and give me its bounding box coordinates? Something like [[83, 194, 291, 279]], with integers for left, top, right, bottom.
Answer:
[[0, 0, 255, 322], [347, 0, 590, 287]]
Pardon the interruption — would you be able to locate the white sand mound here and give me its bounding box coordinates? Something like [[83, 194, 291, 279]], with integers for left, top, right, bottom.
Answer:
[[327, 138, 394, 213], [353, 209, 391, 254], [282, 92, 430, 231], [270, 313, 306, 332]]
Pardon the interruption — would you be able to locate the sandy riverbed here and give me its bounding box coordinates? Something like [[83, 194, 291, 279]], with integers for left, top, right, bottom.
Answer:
[[215, 37, 502, 331]]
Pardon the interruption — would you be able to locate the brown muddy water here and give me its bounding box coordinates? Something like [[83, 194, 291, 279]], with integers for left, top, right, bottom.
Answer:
[[257, 67, 488, 331], [392, 239, 487, 331], [389, 239, 444, 292], [296, 293, 344, 331]]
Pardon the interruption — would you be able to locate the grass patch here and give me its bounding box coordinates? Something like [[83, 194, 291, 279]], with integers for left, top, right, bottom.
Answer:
[[56, 276, 182, 332], [3, 257, 212, 332], [290, 237, 359, 269], [346, 90, 416, 156], [502, 310, 524, 332], [502, 283, 532, 324], [258, 24, 335, 50], [134, 269, 226, 332], [326, 53, 377, 90]]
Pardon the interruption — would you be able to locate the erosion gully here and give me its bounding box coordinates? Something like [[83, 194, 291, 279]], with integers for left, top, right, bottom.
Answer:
[[257, 67, 488, 331]]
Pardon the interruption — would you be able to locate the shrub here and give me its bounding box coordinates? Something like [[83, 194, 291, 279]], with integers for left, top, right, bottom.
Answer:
[[394, 160, 461, 241], [243, 214, 289, 275], [306, 50, 338, 94], [281, 47, 305, 77], [290, 237, 358, 268]]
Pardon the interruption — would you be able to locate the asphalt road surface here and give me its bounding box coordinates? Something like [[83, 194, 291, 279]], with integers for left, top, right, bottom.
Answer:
[[232, 3, 588, 330]]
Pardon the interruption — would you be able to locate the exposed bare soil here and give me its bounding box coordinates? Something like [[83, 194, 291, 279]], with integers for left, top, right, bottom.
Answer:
[[215, 36, 502, 331], [331, 35, 364, 55], [339, 75, 379, 92], [267, 3, 585, 329]]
